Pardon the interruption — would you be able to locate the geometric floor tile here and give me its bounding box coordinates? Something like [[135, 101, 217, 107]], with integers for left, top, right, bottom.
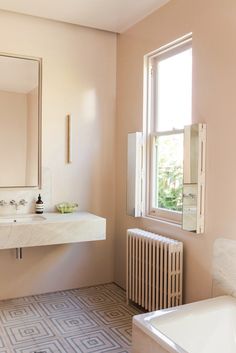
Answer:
[[101, 285, 127, 303], [0, 337, 5, 348], [65, 330, 121, 352], [92, 305, 136, 325], [38, 298, 81, 316], [0, 283, 143, 353], [73, 292, 118, 309], [12, 339, 71, 353], [50, 312, 99, 335], [4, 321, 54, 345], [33, 291, 67, 302], [0, 303, 42, 325], [110, 323, 132, 345]]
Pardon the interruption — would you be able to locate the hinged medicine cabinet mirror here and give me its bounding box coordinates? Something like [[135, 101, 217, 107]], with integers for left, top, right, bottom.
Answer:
[[183, 123, 206, 233], [127, 123, 206, 234], [0, 53, 42, 188]]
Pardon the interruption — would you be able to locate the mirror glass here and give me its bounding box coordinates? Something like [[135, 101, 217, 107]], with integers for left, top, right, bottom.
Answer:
[[183, 124, 199, 232], [0, 54, 41, 188], [182, 183, 198, 232], [182, 123, 206, 233], [183, 124, 199, 184]]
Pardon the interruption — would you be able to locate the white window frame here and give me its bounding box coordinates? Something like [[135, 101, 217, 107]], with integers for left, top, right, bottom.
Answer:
[[142, 34, 192, 224]]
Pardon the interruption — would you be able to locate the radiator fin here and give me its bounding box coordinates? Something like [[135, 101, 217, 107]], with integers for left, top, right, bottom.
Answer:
[[127, 228, 183, 311]]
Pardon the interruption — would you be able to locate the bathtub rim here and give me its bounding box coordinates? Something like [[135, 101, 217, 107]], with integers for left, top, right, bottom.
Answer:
[[132, 295, 234, 353]]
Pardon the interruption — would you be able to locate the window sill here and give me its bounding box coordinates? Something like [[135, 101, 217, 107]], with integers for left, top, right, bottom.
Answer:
[[142, 214, 182, 229]]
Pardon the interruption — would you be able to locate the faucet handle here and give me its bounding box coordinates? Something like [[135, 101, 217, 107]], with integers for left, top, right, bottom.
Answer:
[[0, 200, 7, 206], [19, 199, 27, 206], [9, 200, 16, 205]]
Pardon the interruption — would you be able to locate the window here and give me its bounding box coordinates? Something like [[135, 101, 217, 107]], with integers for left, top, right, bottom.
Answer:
[[144, 35, 192, 223]]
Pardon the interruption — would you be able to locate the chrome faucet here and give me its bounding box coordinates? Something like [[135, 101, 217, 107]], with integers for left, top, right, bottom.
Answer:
[[9, 200, 17, 207], [19, 199, 27, 206], [10, 199, 27, 210]]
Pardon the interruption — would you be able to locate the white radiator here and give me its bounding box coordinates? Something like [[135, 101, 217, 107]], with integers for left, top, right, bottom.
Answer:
[[127, 228, 183, 311]]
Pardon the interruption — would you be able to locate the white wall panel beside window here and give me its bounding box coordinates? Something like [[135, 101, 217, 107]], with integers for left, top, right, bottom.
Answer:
[[127, 132, 143, 217]]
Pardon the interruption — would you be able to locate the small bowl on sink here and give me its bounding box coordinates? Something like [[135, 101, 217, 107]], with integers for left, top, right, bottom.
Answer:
[[56, 202, 78, 214]]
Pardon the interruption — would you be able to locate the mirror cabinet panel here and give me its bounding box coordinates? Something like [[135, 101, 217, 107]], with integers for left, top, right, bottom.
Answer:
[[182, 123, 206, 234], [0, 53, 41, 188]]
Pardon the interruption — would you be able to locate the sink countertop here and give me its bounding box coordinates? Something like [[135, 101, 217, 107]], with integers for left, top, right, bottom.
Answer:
[[0, 211, 105, 224], [0, 211, 106, 249], [43, 211, 105, 222]]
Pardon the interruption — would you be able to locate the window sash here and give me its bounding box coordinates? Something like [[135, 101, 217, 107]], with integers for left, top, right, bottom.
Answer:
[[152, 43, 192, 133], [143, 34, 192, 223], [149, 131, 183, 224]]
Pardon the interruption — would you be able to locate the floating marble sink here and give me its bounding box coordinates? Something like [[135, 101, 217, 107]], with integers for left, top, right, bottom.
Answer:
[[0, 212, 106, 249], [0, 214, 46, 224]]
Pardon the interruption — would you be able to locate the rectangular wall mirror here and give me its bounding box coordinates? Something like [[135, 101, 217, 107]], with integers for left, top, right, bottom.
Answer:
[[0, 53, 42, 188]]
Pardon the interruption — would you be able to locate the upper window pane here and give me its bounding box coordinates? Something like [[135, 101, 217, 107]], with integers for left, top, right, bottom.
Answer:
[[156, 47, 192, 132]]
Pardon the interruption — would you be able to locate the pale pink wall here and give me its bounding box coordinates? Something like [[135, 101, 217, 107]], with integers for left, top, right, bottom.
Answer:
[[115, 0, 236, 303], [0, 10, 116, 299]]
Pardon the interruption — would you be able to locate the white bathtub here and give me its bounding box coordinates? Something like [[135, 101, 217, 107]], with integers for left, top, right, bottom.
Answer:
[[132, 296, 236, 353]]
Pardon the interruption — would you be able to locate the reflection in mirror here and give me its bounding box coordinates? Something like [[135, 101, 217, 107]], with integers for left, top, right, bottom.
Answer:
[[0, 54, 41, 188], [182, 123, 206, 234], [182, 183, 198, 232], [184, 124, 199, 184]]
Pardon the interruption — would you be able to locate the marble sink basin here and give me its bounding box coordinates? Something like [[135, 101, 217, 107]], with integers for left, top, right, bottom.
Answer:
[[0, 212, 106, 250], [0, 214, 46, 224]]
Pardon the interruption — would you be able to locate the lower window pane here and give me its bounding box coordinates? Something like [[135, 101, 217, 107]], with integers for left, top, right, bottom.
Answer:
[[153, 133, 183, 212]]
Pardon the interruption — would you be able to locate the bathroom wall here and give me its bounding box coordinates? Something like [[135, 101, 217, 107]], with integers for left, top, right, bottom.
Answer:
[[0, 10, 116, 299], [115, 0, 236, 303]]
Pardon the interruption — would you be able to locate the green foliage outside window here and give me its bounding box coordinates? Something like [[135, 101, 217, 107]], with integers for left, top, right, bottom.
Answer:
[[157, 164, 183, 211], [155, 134, 183, 212]]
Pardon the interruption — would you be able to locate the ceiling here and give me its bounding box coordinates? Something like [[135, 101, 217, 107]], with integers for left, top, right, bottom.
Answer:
[[0, 0, 170, 33]]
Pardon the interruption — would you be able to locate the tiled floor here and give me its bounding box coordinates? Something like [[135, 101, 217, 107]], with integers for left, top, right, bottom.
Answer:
[[0, 283, 142, 353]]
